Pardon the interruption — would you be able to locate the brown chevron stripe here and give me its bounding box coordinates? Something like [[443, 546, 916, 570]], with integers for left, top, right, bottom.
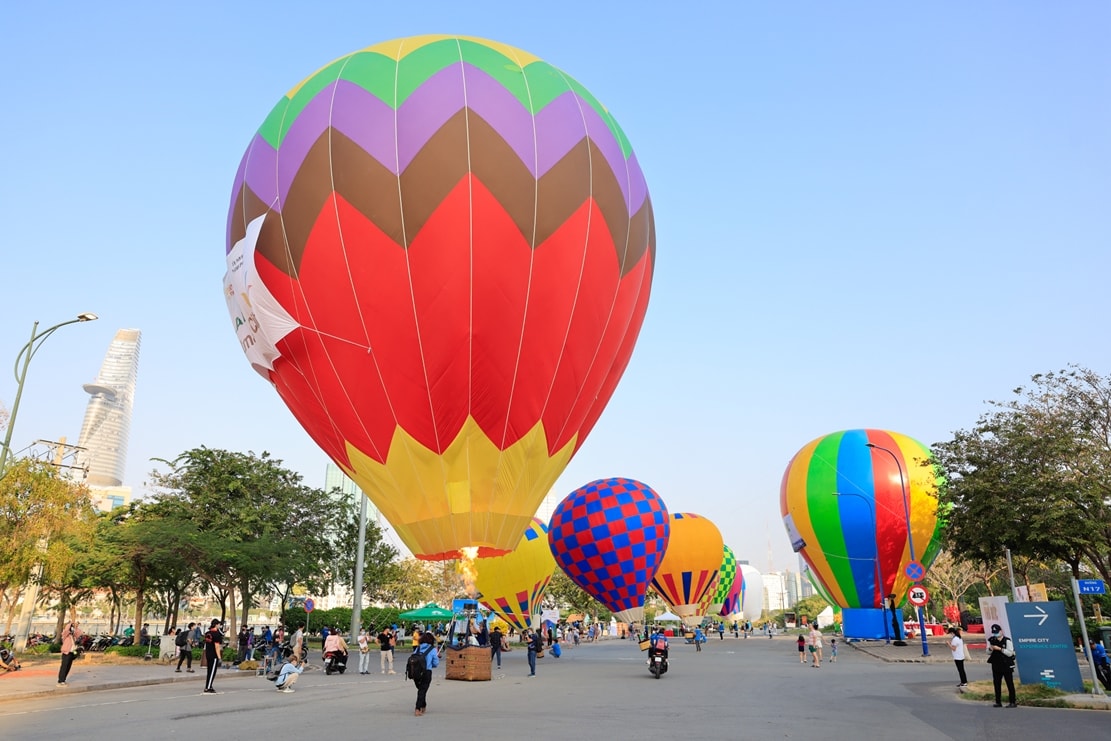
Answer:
[[229, 110, 654, 279]]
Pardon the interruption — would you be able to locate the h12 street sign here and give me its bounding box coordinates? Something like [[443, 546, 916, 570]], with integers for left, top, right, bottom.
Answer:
[[1077, 579, 1106, 595], [1004, 601, 1084, 693]]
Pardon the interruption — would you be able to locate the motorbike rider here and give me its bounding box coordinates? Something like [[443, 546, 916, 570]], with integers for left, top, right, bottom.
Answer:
[[323, 629, 349, 669], [647, 625, 669, 670]]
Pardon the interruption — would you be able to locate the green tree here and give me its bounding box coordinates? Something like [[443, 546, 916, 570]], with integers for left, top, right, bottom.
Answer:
[[544, 570, 610, 617], [932, 367, 1111, 580], [0, 459, 94, 629], [148, 448, 343, 635]]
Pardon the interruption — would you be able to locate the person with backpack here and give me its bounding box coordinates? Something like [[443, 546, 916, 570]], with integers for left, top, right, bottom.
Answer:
[[274, 651, 304, 693], [408, 632, 440, 716], [175, 623, 196, 673], [986, 623, 1017, 707]]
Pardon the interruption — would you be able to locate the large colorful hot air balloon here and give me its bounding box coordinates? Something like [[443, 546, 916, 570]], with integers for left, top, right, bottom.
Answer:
[[650, 513, 723, 626], [475, 518, 554, 631], [223, 35, 655, 560], [780, 429, 942, 612], [548, 478, 670, 624], [706, 545, 737, 616]]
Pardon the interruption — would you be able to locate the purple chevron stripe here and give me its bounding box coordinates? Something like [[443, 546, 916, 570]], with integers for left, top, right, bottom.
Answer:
[[232, 66, 647, 214]]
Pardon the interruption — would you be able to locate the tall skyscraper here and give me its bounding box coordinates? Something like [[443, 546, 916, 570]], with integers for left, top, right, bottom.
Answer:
[[76, 329, 141, 492]]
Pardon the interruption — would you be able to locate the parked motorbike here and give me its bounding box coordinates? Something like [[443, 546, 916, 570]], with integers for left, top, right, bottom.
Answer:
[[323, 649, 348, 675]]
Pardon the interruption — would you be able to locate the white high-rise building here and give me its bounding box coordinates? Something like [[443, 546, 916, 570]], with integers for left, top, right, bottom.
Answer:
[[75, 329, 140, 510]]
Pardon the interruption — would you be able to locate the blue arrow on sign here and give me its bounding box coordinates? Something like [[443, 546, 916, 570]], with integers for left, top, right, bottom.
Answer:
[[1078, 579, 1106, 595]]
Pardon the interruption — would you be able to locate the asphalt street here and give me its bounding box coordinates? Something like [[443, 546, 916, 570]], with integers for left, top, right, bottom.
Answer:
[[1, 635, 1107, 740]]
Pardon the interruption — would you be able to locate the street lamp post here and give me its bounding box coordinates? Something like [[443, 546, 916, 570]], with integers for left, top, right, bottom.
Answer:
[[0, 313, 98, 480], [834, 491, 890, 643], [2, 313, 97, 652], [866, 442, 930, 657]]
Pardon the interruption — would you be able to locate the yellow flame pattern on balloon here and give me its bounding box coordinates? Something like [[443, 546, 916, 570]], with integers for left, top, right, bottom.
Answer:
[[343, 417, 576, 559]]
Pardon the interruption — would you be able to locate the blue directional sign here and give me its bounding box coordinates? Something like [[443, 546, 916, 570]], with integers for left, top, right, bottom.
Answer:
[[1004, 601, 1084, 693], [1078, 579, 1106, 595]]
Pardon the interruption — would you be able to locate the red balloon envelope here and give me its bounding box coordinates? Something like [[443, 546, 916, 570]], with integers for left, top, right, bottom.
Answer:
[[548, 478, 670, 624], [223, 36, 654, 559]]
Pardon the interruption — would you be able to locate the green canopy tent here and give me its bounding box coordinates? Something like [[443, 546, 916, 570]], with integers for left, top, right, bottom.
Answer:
[[398, 603, 454, 621]]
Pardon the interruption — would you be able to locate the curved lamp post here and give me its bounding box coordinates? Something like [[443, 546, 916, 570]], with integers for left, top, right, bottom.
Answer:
[[2, 313, 97, 653], [833, 491, 890, 643], [866, 442, 929, 657], [0, 313, 98, 480]]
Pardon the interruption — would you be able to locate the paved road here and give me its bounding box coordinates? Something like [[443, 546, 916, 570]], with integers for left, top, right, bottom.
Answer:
[[2, 636, 1106, 740]]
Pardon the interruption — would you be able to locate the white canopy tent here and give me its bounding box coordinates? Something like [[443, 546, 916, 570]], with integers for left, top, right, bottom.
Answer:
[[653, 611, 683, 623]]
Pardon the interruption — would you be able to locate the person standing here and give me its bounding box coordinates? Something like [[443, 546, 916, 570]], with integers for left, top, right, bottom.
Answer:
[[57, 620, 84, 687], [290, 623, 305, 662], [357, 629, 371, 675], [175, 623, 196, 673], [202, 619, 225, 694], [829, 637, 838, 663], [378, 625, 396, 674], [718, 622, 725, 640], [412, 632, 440, 716], [797, 633, 806, 664], [526, 628, 542, 676], [236, 625, 251, 663], [948, 627, 968, 688], [490, 626, 503, 669], [986, 623, 1017, 707]]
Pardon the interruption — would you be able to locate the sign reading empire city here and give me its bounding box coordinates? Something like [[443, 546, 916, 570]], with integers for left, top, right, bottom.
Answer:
[[1004, 601, 1084, 693]]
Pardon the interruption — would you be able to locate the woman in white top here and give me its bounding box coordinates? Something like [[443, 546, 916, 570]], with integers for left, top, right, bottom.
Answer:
[[948, 626, 968, 687]]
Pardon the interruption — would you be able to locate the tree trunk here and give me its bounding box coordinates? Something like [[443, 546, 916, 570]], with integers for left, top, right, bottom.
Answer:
[[239, 576, 251, 629]]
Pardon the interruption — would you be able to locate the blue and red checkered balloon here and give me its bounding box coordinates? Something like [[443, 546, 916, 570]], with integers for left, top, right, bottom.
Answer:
[[547, 478, 670, 624]]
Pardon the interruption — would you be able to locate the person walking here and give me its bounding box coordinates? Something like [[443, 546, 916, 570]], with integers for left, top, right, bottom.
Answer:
[[948, 627, 968, 688], [411, 632, 439, 716], [718, 622, 725, 640], [202, 619, 225, 694], [526, 628, 543, 676], [490, 626, 504, 669], [797, 633, 806, 664], [986, 623, 1017, 707], [175, 623, 196, 673], [829, 637, 838, 663], [379, 625, 396, 674], [808, 625, 823, 668], [57, 620, 84, 687]]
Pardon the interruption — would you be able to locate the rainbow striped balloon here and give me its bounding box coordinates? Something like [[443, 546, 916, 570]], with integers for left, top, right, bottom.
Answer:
[[780, 429, 943, 609], [224, 36, 653, 560]]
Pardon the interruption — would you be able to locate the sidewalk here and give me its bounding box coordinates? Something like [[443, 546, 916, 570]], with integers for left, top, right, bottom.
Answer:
[[847, 635, 1111, 710], [0, 656, 259, 703]]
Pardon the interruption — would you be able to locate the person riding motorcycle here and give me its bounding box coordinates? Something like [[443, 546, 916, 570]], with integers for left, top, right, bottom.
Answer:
[[647, 626, 669, 675], [322, 630, 349, 673]]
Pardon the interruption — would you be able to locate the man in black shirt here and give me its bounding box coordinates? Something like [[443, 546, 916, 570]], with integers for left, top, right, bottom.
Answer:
[[203, 619, 225, 694], [378, 626, 396, 674]]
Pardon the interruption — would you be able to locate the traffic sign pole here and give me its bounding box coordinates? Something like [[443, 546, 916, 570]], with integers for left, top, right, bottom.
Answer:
[[1071, 578, 1105, 696]]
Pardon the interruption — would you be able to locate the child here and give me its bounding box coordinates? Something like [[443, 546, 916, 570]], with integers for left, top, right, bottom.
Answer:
[[797, 633, 806, 664], [830, 637, 838, 663]]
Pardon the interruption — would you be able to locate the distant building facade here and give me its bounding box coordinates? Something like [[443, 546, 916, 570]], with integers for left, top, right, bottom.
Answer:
[[75, 329, 141, 511]]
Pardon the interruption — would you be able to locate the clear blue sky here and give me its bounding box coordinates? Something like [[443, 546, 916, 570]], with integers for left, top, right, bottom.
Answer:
[[2, 1, 1107, 572]]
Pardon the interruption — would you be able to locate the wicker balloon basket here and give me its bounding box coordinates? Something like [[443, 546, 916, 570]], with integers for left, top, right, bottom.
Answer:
[[444, 646, 492, 681]]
